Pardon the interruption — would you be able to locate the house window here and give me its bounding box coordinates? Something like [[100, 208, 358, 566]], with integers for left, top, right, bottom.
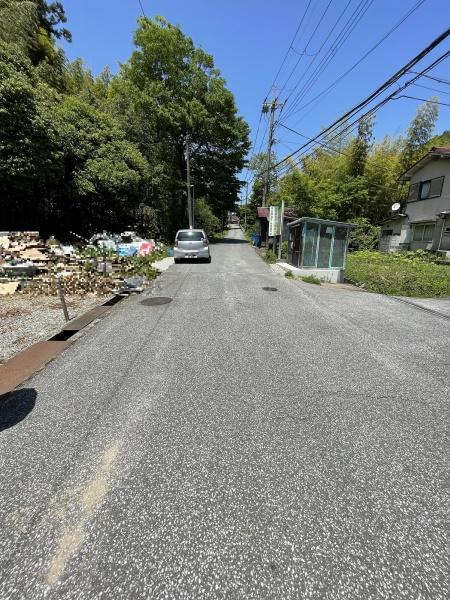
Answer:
[[381, 229, 393, 237], [418, 176, 444, 200], [413, 223, 435, 242], [408, 182, 419, 201], [419, 180, 431, 199]]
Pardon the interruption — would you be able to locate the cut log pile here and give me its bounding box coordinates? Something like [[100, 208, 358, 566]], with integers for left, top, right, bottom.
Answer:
[[0, 230, 165, 296], [21, 273, 118, 296]]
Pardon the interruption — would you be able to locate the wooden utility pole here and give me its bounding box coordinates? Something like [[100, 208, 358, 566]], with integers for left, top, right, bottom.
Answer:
[[186, 136, 193, 229], [262, 99, 283, 207], [244, 181, 249, 230], [278, 198, 285, 260]]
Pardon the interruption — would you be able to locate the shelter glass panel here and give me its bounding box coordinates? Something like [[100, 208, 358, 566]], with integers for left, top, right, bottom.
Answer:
[[303, 223, 319, 266], [331, 227, 347, 268], [317, 225, 333, 268], [291, 225, 302, 267]]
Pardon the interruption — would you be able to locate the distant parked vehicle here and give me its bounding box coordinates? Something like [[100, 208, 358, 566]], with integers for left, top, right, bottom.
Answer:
[[174, 229, 211, 263]]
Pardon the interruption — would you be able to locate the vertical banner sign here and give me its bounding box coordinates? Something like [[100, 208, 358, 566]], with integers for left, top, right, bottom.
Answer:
[[269, 205, 281, 237]]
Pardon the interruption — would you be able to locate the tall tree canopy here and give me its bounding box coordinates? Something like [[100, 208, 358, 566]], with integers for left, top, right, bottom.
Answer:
[[0, 9, 249, 238], [109, 16, 250, 235]]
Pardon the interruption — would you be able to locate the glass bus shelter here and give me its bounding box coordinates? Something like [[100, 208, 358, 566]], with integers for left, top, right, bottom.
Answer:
[[287, 218, 355, 277]]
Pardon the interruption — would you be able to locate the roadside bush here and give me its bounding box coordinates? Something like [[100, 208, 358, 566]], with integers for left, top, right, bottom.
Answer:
[[128, 255, 159, 279], [195, 198, 221, 235], [263, 250, 277, 264], [285, 270, 294, 278], [346, 251, 450, 297], [349, 217, 381, 251], [301, 275, 321, 285]]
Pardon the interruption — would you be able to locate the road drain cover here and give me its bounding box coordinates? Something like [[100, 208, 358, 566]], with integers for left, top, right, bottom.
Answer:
[[141, 297, 173, 306], [262, 287, 278, 292]]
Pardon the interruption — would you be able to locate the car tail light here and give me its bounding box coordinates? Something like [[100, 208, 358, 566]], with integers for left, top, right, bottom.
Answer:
[[174, 239, 178, 247], [203, 238, 209, 246]]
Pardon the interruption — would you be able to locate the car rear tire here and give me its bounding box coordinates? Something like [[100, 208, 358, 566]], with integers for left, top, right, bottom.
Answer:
[[174, 258, 181, 264], [206, 256, 211, 263]]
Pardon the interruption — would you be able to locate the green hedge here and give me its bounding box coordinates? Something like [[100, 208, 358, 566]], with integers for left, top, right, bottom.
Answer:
[[345, 251, 450, 297]]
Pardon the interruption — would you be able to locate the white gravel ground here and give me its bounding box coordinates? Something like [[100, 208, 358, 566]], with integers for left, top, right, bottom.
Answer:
[[0, 295, 108, 364]]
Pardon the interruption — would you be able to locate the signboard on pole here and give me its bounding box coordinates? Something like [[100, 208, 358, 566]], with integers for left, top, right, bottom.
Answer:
[[269, 205, 281, 237]]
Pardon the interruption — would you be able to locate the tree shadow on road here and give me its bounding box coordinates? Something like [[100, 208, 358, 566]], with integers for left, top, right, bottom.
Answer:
[[0, 388, 37, 432], [216, 238, 249, 245]]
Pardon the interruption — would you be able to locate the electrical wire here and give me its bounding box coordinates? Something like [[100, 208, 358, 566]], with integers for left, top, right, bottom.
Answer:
[[393, 95, 450, 106], [281, 62, 450, 175], [277, 0, 336, 97], [282, 0, 374, 120], [277, 124, 405, 195], [262, 0, 313, 102], [242, 112, 271, 188], [281, 0, 428, 122], [408, 70, 450, 85], [412, 82, 450, 95], [138, 0, 147, 18], [242, 110, 263, 184], [265, 37, 450, 175]]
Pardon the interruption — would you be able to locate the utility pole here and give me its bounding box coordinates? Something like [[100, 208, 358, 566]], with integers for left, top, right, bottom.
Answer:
[[244, 181, 249, 230], [186, 136, 193, 229], [191, 184, 195, 228], [278, 198, 285, 260], [262, 99, 283, 207]]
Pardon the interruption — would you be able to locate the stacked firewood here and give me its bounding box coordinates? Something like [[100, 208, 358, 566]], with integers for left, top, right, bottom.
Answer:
[[21, 273, 118, 296]]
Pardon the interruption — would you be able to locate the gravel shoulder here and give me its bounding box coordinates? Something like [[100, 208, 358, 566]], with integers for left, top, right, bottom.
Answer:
[[0, 295, 108, 364]]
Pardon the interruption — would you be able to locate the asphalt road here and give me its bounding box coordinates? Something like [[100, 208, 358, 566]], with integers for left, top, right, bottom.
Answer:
[[0, 227, 448, 599]]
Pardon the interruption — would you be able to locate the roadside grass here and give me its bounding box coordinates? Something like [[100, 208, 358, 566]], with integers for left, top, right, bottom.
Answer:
[[301, 275, 321, 285], [283, 270, 322, 285], [209, 230, 228, 244], [263, 250, 278, 264], [345, 250, 450, 297]]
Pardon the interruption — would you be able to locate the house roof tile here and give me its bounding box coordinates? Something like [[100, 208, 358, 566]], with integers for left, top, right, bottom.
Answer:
[[399, 146, 450, 180]]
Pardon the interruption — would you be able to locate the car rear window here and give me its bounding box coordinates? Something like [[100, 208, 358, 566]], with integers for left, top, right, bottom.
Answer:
[[177, 231, 204, 241]]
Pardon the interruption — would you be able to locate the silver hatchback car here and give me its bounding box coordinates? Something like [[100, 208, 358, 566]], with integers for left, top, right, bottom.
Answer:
[[174, 229, 211, 263]]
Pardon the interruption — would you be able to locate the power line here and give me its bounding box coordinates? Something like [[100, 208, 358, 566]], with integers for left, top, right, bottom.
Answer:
[[277, 124, 406, 195], [262, 0, 313, 102], [282, 0, 374, 120], [242, 110, 272, 192], [282, 0, 428, 122], [278, 0, 336, 97], [393, 95, 450, 107], [138, 0, 147, 18], [412, 82, 450, 95], [282, 61, 450, 175], [242, 110, 264, 185], [279, 123, 349, 156], [408, 71, 450, 85], [268, 29, 450, 173]]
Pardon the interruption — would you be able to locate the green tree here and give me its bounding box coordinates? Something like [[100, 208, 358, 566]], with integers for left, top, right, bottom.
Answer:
[[0, 41, 62, 230], [110, 16, 249, 236], [400, 97, 439, 173], [194, 198, 221, 235], [273, 169, 317, 217], [53, 96, 150, 234], [0, 0, 70, 91], [347, 114, 374, 177], [364, 136, 403, 222]]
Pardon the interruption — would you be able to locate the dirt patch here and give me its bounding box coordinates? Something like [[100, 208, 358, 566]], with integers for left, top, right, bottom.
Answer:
[[0, 307, 32, 319], [0, 295, 108, 364]]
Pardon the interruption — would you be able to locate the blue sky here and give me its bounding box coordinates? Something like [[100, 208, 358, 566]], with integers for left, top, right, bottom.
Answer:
[[60, 0, 450, 176]]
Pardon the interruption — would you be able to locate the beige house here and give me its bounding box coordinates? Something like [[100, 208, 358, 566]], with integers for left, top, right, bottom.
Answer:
[[380, 147, 450, 254]]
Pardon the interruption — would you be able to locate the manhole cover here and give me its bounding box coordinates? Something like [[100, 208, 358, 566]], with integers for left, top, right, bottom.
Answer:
[[141, 297, 173, 306], [262, 287, 278, 292]]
